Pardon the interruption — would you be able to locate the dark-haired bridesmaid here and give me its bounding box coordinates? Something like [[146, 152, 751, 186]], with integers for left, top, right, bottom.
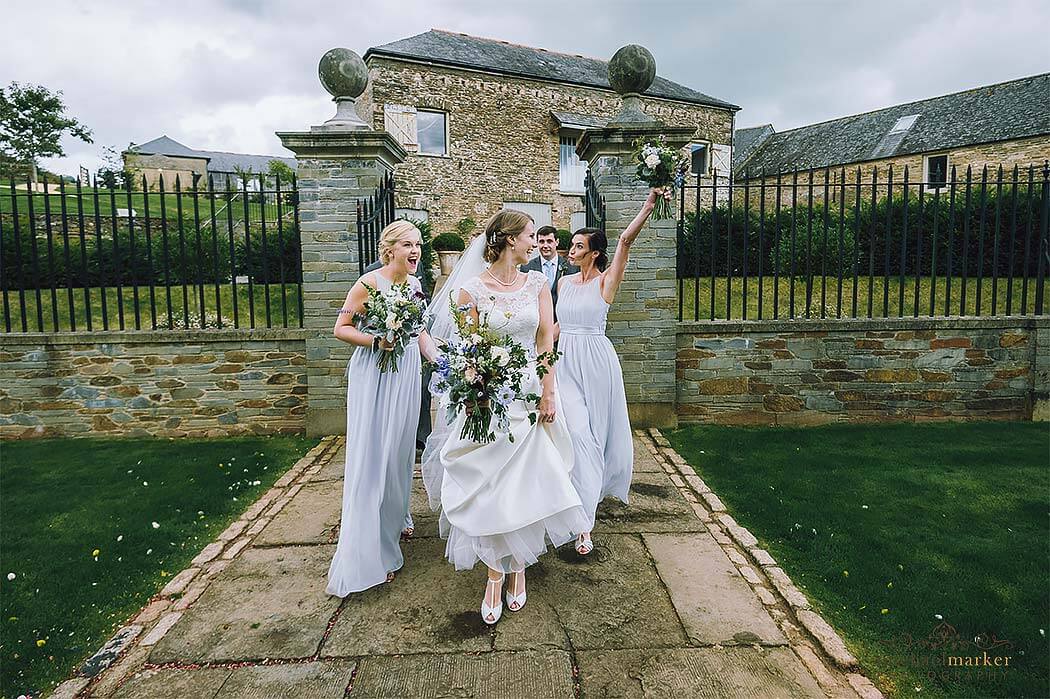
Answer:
[[555, 187, 670, 555]]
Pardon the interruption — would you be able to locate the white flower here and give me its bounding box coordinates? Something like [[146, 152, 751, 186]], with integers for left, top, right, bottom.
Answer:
[[6, 573, 14, 581], [385, 313, 403, 330], [934, 614, 943, 620], [644, 154, 661, 168], [116, 535, 123, 542], [491, 347, 511, 366], [463, 366, 480, 384], [151, 522, 160, 529], [142, 481, 148, 486], [469, 333, 483, 345]]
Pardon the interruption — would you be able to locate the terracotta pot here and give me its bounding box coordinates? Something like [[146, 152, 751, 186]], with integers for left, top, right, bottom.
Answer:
[[438, 250, 463, 275]]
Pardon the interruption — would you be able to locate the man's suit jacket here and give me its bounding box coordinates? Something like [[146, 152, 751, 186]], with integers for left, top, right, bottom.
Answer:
[[520, 254, 578, 319]]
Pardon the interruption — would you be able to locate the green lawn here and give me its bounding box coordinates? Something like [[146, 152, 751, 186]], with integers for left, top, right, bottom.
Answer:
[[0, 436, 314, 698], [2, 283, 303, 332], [1, 187, 287, 225], [677, 276, 1047, 320], [667, 422, 1049, 698]]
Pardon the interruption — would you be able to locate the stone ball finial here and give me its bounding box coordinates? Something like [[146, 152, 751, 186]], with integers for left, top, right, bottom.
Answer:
[[318, 48, 368, 99], [607, 45, 656, 96]]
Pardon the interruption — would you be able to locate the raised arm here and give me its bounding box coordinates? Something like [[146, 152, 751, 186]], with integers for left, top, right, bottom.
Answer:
[[601, 187, 666, 304]]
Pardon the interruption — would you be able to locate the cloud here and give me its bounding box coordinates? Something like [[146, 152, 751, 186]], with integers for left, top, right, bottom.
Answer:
[[3, 0, 1045, 176]]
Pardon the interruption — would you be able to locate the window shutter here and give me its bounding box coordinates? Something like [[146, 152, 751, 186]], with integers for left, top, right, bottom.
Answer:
[[384, 104, 418, 151], [711, 143, 732, 175]]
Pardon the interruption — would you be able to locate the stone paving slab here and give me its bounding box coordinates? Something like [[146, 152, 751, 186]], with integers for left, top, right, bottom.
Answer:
[[322, 538, 492, 656], [112, 660, 355, 699], [633, 440, 664, 472], [515, 534, 689, 651], [254, 481, 341, 546], [595, 471, 705, 533], [349, 650, 574, 698], [218, 659, 356, 697], [149, 545, 339, 664], [578, 646, 826, 698], [644, 532, 787, 647], [111, 667, 230, 698]]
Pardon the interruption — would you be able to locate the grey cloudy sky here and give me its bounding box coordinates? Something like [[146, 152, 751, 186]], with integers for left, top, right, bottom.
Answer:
[[5, 0, 1048, 176]]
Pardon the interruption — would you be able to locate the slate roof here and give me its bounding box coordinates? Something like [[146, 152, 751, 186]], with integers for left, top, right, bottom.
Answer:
[[736, 73, 1050, 177], [731, 124, 774, 173], [551, 111, 609, 130], [365, 29, 739, 111], [128, 136, 296, 174]]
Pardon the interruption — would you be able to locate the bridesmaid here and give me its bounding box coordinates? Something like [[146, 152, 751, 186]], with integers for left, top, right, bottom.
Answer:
[[327, 220, 438, 597], [556, 188, 669, 555]]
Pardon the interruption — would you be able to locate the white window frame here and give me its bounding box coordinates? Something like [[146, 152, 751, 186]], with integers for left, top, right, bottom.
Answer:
[[558, 130, 588, 194], [502, 201, 552, 229], [923, 152, 950, 190], [416, 109, 449, 157]]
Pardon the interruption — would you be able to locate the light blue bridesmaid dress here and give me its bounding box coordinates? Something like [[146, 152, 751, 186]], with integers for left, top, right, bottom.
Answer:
[[556, 274, 634, 530], [326, 271, 422, 596]]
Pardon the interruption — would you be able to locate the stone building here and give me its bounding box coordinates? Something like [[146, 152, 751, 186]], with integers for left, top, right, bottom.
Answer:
[[123, 135, 297, 191], [357, 29, 740, 234], [731, 73, 1050, 201]]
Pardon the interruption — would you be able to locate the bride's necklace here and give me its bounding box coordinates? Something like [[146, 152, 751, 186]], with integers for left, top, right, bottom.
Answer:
[[485, 268, 518, 287]]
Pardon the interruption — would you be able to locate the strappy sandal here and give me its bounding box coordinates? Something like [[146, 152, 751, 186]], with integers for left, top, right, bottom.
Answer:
[[575, 533, 594, 556], [481, 573, 505, 624], [506, 570, 527, 612]]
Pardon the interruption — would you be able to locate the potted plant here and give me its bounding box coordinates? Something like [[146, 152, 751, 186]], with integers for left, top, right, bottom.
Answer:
[[557, 229, 572, 260], [433, 232, 466, 275]]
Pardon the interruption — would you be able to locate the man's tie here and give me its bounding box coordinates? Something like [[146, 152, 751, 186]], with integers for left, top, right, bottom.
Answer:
[[543, 259, 556, 288]]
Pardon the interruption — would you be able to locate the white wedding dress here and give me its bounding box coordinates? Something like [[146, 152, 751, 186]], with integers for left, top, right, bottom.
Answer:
[[423, 271, 588, 573]]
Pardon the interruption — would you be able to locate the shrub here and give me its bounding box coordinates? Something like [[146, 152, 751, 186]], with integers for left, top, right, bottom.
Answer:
[[432, 232, 465, 252], [454, 217, 477, 237], [770, 206, 857, 278], [556, 229, 572, 250], [400, 217, 435, 295]]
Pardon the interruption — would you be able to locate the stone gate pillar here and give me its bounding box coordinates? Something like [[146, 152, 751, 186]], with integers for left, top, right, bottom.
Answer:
[[277, 49, 406, 436], [577, 45, 694, 428]]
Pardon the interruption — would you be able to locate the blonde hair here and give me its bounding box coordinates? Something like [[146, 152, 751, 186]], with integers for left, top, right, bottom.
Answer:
[[378, 220, 421, 264], [483, 210, 533, 263]]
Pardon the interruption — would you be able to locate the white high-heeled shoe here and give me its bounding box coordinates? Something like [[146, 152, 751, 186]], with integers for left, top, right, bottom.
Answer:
[[481, 573, 505, 625], [576, 533, 594, 556], [506, 570, 527, 612]]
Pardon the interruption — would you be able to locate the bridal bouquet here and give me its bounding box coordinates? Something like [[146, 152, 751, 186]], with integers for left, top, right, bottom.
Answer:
[[428, 299, 558, 443], [631, 136, 689, 220], [358, 281, 429, 373]]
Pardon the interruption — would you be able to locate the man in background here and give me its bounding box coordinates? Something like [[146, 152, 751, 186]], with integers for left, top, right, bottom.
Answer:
[[520, 225, 577, 320]]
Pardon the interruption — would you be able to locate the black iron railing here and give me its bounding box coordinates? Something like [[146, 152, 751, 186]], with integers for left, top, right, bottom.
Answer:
[[584, 169, 606, 233], [0, 173, 303, 332], [675, 162, 1050, 321], [356, 172, 396, 276]]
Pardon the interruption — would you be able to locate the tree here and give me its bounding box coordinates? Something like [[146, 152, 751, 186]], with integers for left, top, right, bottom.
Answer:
[[267, 158, 295, 184], [0, 82, 93, 183], [95, 145, 135, 190]]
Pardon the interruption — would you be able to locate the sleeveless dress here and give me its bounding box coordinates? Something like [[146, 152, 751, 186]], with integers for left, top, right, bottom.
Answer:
[[556, 274, 634, 530], [433, 271, 588, 573], [326, 272, 423, 597]]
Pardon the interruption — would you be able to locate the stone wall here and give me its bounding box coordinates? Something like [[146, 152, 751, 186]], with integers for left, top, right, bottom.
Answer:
[[588, 151, 681, 427], [0, 329, 308, 439], [737, 135, 1050, 205], [677, 317, 1048, 425], [362, 57, 734, 233]]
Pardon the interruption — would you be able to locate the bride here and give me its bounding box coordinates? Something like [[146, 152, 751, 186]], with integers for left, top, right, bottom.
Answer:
[[422, 210, 587, 624]]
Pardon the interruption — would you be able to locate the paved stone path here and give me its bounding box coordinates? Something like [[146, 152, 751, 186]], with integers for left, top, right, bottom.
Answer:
[[69, 433, 880, 698]]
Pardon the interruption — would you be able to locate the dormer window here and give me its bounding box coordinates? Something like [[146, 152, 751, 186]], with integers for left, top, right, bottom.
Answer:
[[889, 114, 920, 134]]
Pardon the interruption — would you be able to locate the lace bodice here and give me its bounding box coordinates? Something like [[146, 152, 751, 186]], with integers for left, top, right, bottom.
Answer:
[[461, 271, 547, 352]]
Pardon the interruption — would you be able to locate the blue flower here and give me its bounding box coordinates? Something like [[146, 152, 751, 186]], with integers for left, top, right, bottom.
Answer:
[[494, 385, 516, 406]]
